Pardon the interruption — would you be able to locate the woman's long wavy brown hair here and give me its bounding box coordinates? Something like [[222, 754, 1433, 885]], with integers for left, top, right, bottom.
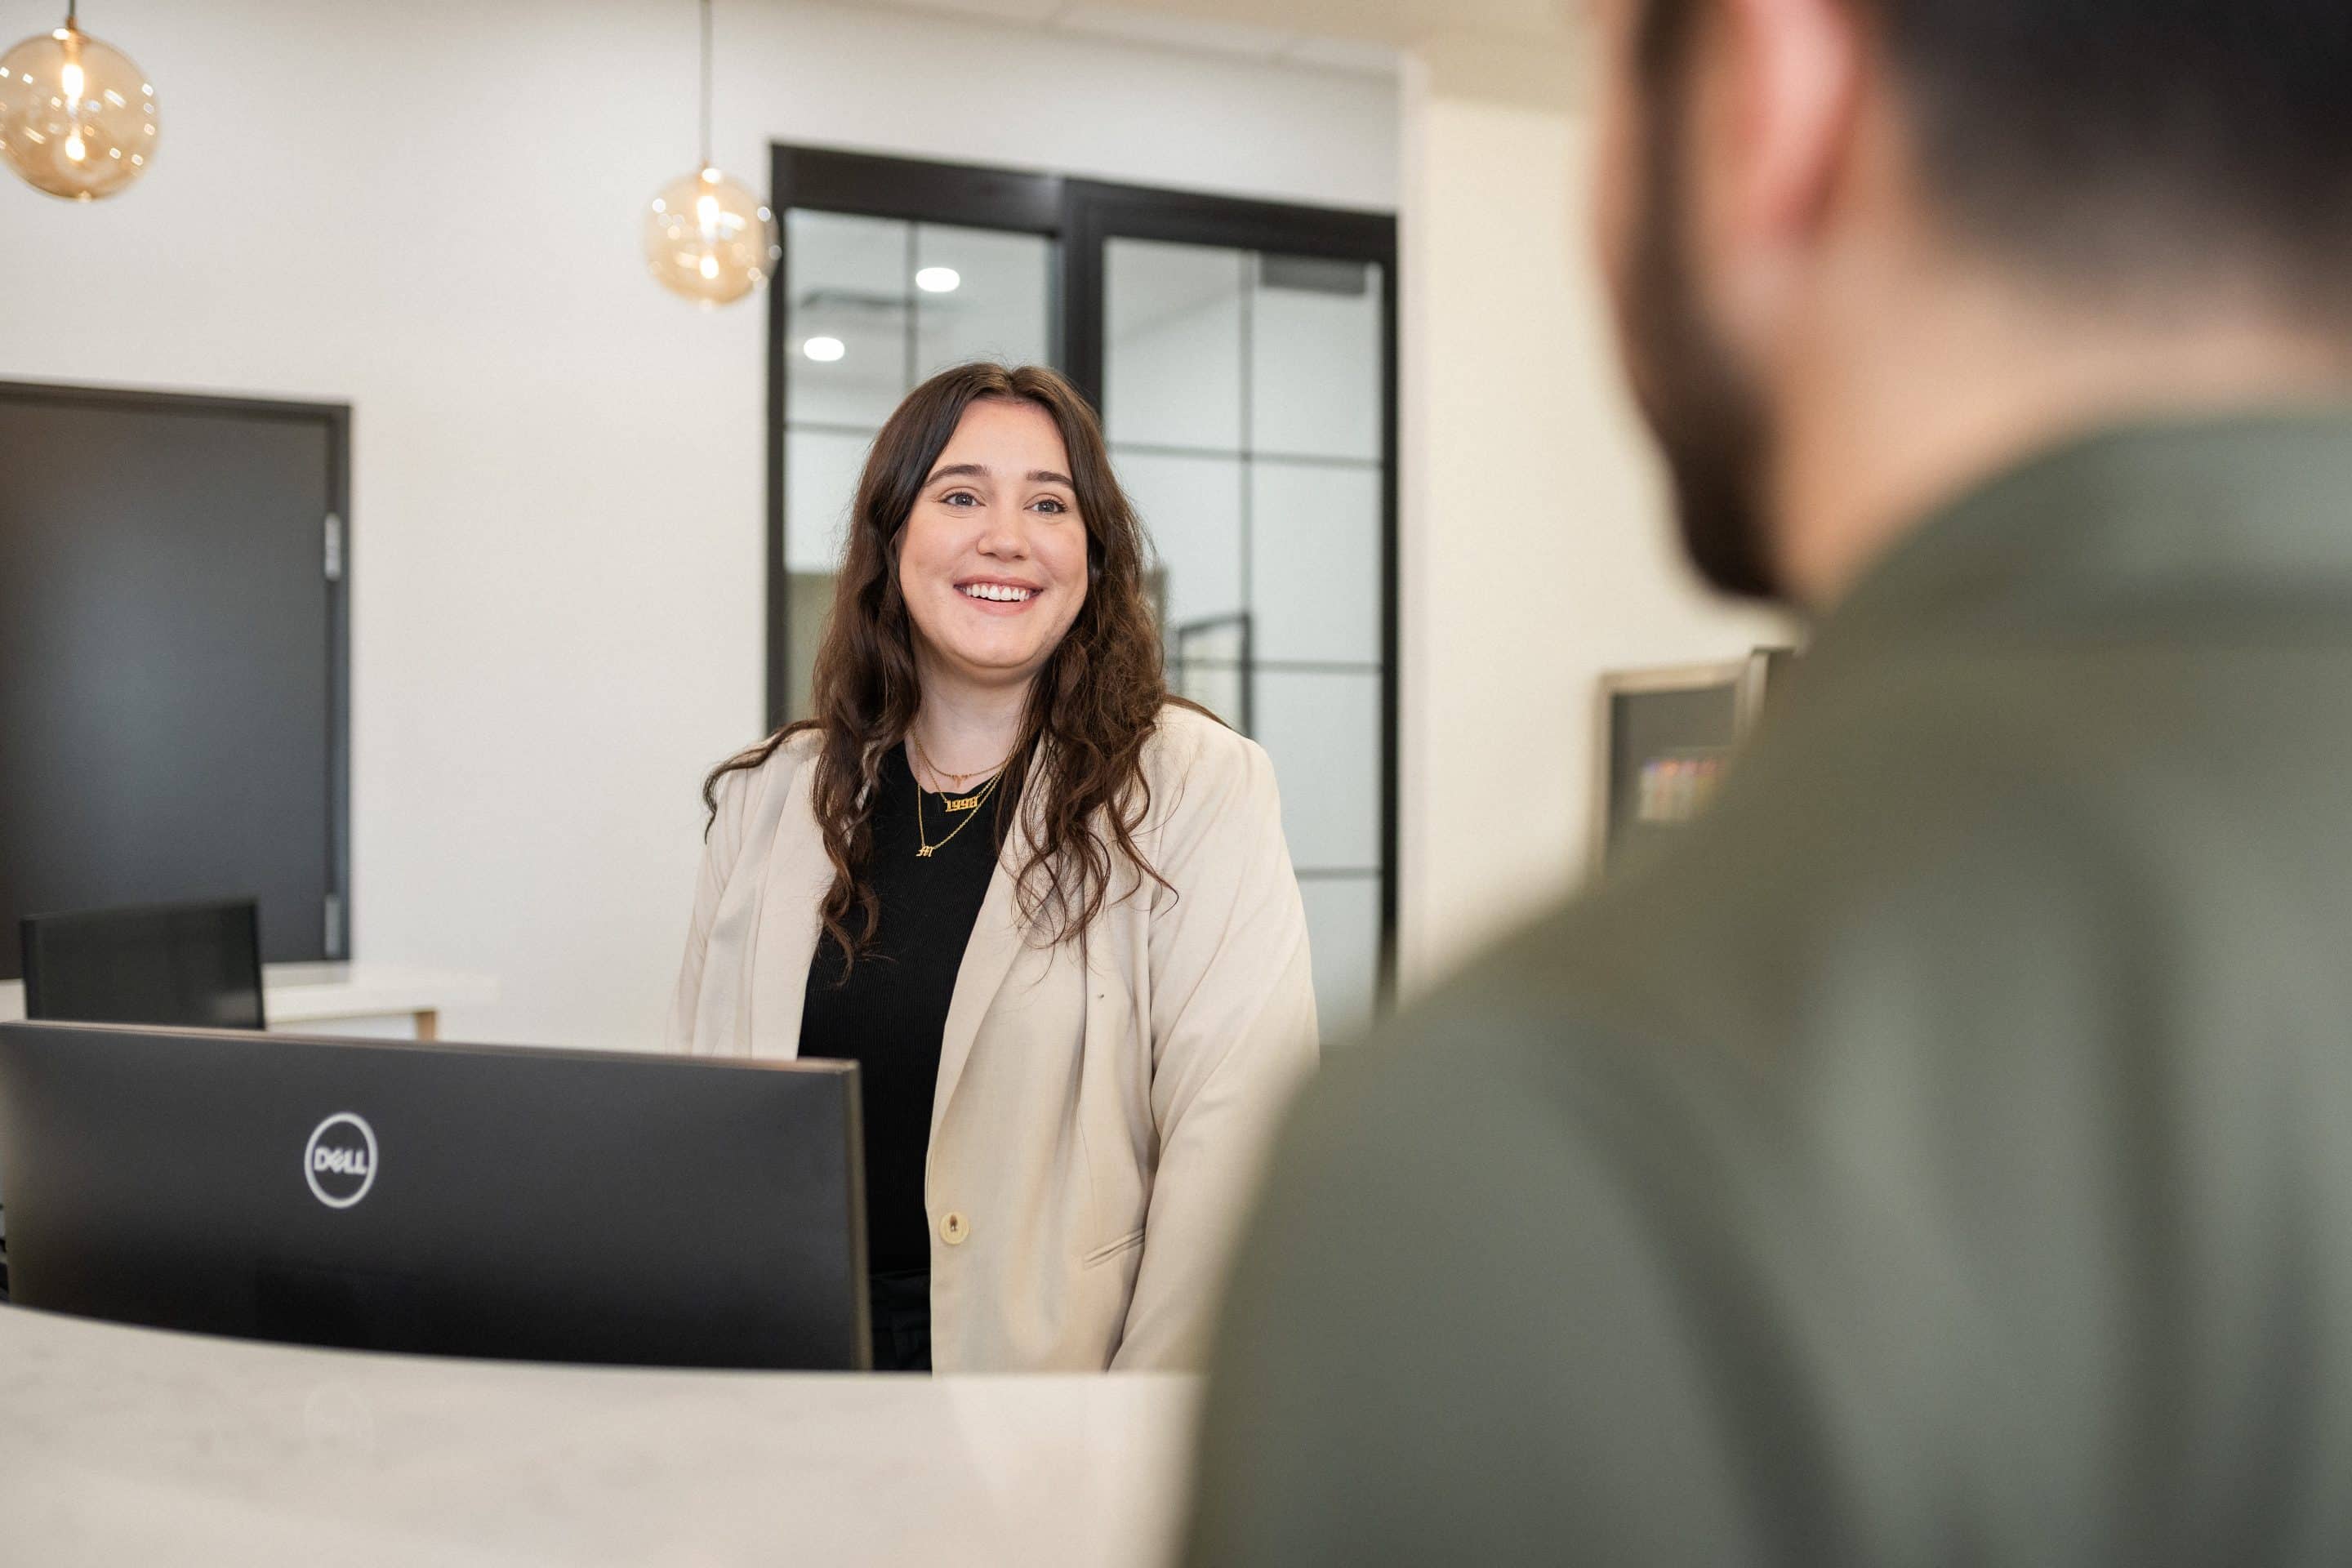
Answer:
[[705, 362, 1190, 973]]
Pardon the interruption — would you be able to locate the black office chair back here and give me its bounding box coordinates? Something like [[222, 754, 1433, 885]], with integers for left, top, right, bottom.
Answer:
[[19, 898, 266, 1031]]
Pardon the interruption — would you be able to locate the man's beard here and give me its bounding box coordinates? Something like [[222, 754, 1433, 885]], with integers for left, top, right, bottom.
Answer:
[[1616, 74, 1781, 600]]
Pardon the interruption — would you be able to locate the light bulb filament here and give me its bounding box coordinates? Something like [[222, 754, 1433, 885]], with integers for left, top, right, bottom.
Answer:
[[59, 34, 87, 166]]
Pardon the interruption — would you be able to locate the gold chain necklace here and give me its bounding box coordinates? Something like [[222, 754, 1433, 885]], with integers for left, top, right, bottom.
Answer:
[[909, 733, 1011, 792], [913, 764, 1004, 859]]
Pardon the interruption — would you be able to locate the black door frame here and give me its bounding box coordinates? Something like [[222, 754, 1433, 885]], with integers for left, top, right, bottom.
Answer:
[[766, 144, 1400, 1006]]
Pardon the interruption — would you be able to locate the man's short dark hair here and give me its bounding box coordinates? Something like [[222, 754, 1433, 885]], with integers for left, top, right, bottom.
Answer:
[[1642, 0, 2352, 314]]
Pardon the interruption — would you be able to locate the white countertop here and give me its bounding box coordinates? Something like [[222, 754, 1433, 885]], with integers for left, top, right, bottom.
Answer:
[[0, 1305, 1202, 1566], [0, 963, 499, 1027], [258, 963, 501, 1024]]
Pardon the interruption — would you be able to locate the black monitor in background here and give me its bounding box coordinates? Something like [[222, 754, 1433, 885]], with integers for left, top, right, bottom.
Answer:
[[20, 898, 266, 1030], [0, 1022, 871, 1371]]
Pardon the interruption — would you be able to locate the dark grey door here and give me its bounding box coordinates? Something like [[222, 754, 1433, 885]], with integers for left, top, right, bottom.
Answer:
[[0, 387, 348, 981]]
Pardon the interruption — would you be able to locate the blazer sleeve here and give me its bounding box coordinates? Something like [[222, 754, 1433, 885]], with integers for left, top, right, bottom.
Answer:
[[1111, 728, 1321, 1370], [666, 764, 755, 1054]]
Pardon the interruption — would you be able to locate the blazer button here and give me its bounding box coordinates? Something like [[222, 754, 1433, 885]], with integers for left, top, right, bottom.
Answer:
[[940, 1211, 969, 1246]]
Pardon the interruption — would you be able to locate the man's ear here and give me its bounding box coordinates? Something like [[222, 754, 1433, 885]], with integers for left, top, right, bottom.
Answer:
[[1718, 0, 1865, 247]]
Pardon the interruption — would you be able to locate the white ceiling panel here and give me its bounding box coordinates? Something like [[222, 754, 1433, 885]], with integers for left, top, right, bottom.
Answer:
[[849, 0, 1563, 79], [1276, 33, 1401, 74], [1054, 4, 1300, 59], [878, 0, 1074, 24]]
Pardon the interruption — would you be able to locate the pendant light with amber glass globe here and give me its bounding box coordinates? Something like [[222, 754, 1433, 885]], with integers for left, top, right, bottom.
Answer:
[[0, 0, 158, 201], [643, 0, 777, 306]]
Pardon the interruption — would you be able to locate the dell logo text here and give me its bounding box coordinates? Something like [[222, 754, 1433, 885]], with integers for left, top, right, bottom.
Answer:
[[304, 1112, 379, 1209]]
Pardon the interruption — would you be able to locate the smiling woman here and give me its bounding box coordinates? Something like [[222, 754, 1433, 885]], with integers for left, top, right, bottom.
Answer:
[[666, 363, 1320, 1374], [895, 399, 1091, 704]]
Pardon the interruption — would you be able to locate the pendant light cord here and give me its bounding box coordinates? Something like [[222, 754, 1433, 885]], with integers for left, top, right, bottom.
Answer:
[[65, 0, 78, 29], [697, 0, 713, 172]]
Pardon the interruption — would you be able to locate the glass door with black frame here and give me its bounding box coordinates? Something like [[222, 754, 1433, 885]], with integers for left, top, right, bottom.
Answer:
[[1104, 238, 1388, 1040]]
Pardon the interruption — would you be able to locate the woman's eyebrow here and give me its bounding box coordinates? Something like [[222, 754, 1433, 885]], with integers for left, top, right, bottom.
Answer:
[[924, 462, 1073, 485]]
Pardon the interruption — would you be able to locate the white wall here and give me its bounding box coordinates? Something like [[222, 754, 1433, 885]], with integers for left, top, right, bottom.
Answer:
[[1394, 52, 1793, 997], [0, 0, 1398, 1048]]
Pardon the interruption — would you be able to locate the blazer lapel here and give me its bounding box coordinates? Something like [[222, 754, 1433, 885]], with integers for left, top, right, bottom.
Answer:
[[930, 771, 1042, 1137], [745, 753, 831, 1060]]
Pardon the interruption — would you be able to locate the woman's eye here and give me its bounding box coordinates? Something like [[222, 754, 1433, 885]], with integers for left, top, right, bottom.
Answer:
[[1033, 497, 1068, 514], [941, 491, 979, 507]]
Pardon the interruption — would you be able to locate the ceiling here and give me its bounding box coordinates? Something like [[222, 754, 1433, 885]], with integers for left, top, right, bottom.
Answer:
[[863, 0, 1578, 78]]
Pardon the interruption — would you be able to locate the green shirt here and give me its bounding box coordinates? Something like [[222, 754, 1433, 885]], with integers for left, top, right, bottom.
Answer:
[[1188, 411, 2352, 1566]]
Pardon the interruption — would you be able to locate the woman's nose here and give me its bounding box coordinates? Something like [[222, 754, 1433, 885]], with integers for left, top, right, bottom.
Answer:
[[975, 513, 1031, 559]]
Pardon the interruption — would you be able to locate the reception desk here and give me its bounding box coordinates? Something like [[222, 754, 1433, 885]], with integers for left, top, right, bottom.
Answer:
[[0, 964, 501, 1040], [0, 1305, 1200, 1566]]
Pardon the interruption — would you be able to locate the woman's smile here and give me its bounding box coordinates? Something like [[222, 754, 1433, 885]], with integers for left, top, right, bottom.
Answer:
[[956, 577, 1043, 611]]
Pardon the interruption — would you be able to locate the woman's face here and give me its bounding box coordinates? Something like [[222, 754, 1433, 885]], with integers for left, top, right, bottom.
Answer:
[[898, 398, 1090, 695]]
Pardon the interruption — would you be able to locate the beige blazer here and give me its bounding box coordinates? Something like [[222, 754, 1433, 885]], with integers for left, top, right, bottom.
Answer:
[[666, 703, 1318, 1371]]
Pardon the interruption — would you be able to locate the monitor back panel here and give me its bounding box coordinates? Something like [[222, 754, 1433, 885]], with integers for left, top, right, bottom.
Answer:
[[20, 899, 265, 1030], [0, 1022, 867, 1370]]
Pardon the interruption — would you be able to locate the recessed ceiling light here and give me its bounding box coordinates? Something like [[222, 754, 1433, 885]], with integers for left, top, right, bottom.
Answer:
[[915, 266, 961, 294], [802, 336, 847, 363]]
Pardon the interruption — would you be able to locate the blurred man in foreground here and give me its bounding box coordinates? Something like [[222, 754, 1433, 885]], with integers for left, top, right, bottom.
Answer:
[[1189, 0, 2352, 1561]]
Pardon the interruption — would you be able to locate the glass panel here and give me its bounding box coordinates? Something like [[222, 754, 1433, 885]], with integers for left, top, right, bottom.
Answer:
[[1298, 875, 1381, 1044], [1171, 615, 1249, 730], [915, 224, 1053, 377], [1253, 669, 1380, 871], [1118, 449, 1244, 653], [1250, 256, 1383, 461], [1250, 461, 1381, 665], [785, 427, 872, 574], [1105, 238, 1245, 452], [783, 569, 835, 725], [782, 426, 875, 721], [785, 211, 912, 428]]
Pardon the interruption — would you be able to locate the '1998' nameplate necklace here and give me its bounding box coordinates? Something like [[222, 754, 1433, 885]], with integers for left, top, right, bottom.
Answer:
[[911, 736, 1009, 858]]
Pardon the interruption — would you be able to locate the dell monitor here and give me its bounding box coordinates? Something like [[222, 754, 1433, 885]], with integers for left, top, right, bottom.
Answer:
[[0, 1021, 869, 1370]]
